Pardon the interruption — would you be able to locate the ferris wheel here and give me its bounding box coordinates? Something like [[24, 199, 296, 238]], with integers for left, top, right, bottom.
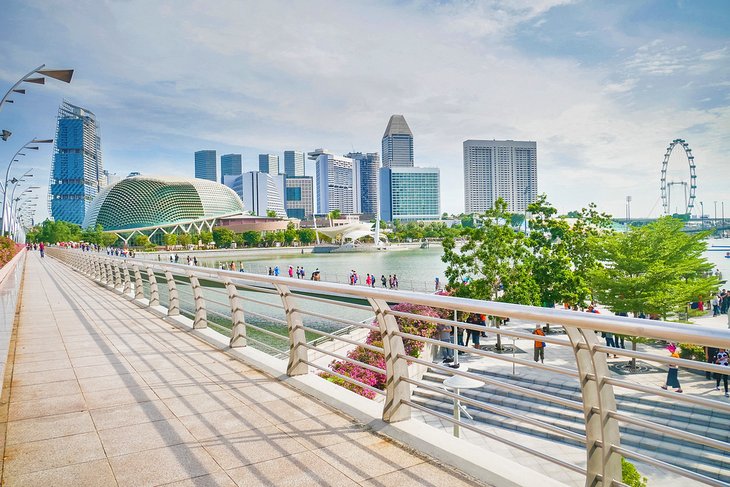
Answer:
[[660, 139, 696, 216]]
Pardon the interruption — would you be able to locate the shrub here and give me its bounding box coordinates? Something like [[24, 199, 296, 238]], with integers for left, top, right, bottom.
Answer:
[[679, 343, 706, 361], [320, 303, 441, 398], [622, 458, 647, 487], [0, 236, 20, 269]]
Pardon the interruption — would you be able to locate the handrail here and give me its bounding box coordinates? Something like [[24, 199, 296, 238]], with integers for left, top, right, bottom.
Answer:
[[46, 247, 730, 487]]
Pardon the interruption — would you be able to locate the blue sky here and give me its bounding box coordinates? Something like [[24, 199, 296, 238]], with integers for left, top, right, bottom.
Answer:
[[1, 0, 728, 221]]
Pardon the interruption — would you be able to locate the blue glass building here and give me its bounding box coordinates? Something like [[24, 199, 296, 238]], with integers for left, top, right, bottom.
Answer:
[[220, 153, 242, 183], [379, 167, 440, 222], [49, 101, 103, 226], [195, 150, 217, 181], [346, 152, 380, 218], [283, 150, 305, 177]]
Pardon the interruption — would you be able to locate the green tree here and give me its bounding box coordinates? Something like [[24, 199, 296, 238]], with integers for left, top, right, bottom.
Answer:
[[102, 233, 119, 247], [590, 216, 720, 320], [283, 228, 297, 245], [178, 233, 192, 247], [134, 234, 150, 247], [442, 199, 539, 348], [212, 227, 235, 248], [82, 224, 105, 245], [242, 231, 261, 247], [266, 209, 278, 218], [298, 228, 316, 244], [36, 220, 82, 244], [163, 233, 178, 247], [200, 231, 213, 245], [527, 195, 613, 309]]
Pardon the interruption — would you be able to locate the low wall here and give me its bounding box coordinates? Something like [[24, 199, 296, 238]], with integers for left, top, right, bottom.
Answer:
[[0, 249, 26, 382]]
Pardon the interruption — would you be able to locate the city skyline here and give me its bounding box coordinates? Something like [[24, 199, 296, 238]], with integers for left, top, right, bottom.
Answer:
[[2, 1, 728, 223]]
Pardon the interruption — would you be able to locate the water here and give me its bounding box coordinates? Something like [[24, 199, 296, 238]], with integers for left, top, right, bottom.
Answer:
[[706, 238, 730, 284]]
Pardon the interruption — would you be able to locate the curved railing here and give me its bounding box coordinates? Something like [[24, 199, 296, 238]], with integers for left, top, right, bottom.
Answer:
[[47, 247, 730, 487]]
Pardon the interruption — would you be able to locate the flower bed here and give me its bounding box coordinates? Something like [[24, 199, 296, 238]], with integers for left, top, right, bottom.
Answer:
[[320, 303, 443, 398], [0, 237, 21, 269]]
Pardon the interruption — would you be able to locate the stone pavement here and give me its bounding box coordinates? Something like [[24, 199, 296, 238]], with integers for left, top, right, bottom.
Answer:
[[0, 252, 487, 487]]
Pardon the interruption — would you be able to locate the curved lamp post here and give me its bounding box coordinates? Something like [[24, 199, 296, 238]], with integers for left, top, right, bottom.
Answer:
[[1, 138, 52, 236]]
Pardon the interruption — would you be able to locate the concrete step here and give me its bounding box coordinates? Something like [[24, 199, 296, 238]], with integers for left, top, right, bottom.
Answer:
[[412, 392, 730, 484]]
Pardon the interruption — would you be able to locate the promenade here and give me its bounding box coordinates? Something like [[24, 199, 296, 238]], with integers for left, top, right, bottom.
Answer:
[[0, 253, 485, 486]]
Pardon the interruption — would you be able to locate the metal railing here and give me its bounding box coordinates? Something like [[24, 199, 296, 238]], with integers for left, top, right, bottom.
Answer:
[[47, 247, 730, 487]]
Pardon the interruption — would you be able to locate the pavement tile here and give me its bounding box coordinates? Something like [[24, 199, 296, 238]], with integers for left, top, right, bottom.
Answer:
[[109, 444, 221, 487], [78, 371, 146, 393], [6, 411, 96, 446], [159, 471, 238, 487], [177, 404, 275, 441], [161, 390, 241, 418], [10, 367, 77, 387], [227, 450, 359, 487], [247, 394, 333, 426], [84, 384, 157, 409], [277, 413, 372, 450], [8, 393, 87, 421], [359, 461, 484, 487], [10, 357, 72, 374], [99, 417, 197, 457], [6, 458, 116, 487], [90, 398, 175, 430], [3, 431, 106, 479], [9, 378, 81, 403]]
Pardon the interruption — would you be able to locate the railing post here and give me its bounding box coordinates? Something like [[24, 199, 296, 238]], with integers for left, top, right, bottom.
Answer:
[[146, 266, 160, 306], [114, 261, 123, 289], [132, 265, 144, 300], [274, 283, 308, 376], [564, 326, 621, 486], [189, 275, 207, 329], [164, 270, 179, 316], [225, 278, 247, 347], [122, 262, 132, 295], [369, 298, 411, 422], [102, 259, 111, 285]]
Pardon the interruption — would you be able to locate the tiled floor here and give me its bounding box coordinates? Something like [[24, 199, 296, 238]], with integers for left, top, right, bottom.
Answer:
[[0, 253, 487, 487]]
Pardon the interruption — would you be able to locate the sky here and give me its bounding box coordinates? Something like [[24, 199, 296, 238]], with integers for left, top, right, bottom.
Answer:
[[1, 0, 728, 222]]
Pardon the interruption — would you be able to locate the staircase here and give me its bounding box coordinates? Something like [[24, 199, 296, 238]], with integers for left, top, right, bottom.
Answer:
[[412, 368, 730, 483]]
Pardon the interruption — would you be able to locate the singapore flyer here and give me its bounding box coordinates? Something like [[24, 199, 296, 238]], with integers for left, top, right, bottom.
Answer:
[[659, 139, 696, 216]]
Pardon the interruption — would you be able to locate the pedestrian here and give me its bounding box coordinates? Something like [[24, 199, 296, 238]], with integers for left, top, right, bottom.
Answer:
[[466, 313, 482, 350], [714, 349, 729, 397], [532, 324, 545, 363], [38, 242, 45, 258], [274, 266, 280, 276], [268, 266, 273, 276], [661, 344, 683, 393], [705, 346, 720, 380], [602, 331, 619, 358], [435, 277, 440, 291], [288, 266, 294, 278], [193, 257, 198, 266], [381, 275, 387, 288], [393, 274, 399, 289], [437, 322, 453, 363], [712, 294, 721, 317]]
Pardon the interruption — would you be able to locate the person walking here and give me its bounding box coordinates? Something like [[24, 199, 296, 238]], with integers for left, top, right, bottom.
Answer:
[[437, 323, 453, 363], [532, 324, 545, 363], [714, 349, 729, 397], [712, 294, 721, 317], [661, 345, 683, 393]]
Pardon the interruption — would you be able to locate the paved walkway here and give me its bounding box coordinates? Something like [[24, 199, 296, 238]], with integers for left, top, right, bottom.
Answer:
[[0, 252, 486, 487]]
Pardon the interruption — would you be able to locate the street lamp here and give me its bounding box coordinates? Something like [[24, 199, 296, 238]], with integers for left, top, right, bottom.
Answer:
[[700, 201, 704, 229], [1, 138, 52, 236], [0, 64, 74, 113]]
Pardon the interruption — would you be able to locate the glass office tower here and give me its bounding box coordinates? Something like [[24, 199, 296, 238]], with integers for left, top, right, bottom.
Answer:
[[220, 153, 242, 183], [283, 150, 305, 177], [49, 101, 103, 226], [195, 150, 217, 181], [381, 115, 414, 168]]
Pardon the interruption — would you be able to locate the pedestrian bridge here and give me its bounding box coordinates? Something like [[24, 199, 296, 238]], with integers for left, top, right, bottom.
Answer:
[[0, 248, 728, 486]]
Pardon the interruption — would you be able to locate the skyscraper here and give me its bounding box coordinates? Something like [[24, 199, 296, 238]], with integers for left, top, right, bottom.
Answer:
[[463, 140, 537, 213], [259, 154, 280, 175], [220, 153, 242, 183], [283, 150, 305, 177], [284, 176, 314, 219], [309, 149, 360, 214], [379, 167, 440, 222], [224, 172, 286, 218], [195, 150, 217, 181], [49, 101, 103, 225], [382, 115, 414, 168], [346, 152, 380, 218]]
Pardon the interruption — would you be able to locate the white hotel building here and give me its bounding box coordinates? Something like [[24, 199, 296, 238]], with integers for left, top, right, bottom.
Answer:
[[463, 139, 537, 214]]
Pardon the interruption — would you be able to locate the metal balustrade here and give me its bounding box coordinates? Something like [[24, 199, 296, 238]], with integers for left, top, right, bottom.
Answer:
[[47, 247, 730, 487]]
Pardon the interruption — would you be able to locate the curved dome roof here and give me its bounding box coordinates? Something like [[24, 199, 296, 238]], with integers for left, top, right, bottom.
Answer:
[[83, 176, 244, 231]]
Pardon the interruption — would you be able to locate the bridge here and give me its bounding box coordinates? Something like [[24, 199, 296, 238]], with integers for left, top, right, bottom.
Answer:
[[612, 217, 730, 234], [0, 248, 728, 486]]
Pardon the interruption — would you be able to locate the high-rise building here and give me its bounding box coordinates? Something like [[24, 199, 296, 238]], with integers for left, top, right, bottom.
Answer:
[[220, 154, 242, 183], [346, 152, 380, 218], [195, 150, 217, 181], [309, 149, 360, 214], [382, 115, 414, 168], [284, 176, 314, 219], [379, 167, 440, 222], [259, 154, 280, 175], [463, 140, 537, 213], [224, 171, 286, 219], [283, 150, 305, 177], [49, 101, 103, 225]]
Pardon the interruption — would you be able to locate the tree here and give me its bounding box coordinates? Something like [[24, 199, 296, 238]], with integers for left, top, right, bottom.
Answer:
[[36, 220, 82, 244], [283, 228, 297, 246], [298, 228, 316, 244], [82, 224, 105, 245], [212, 227, 235, 248], [134, 234, 150, 247], [163, 233, 178, 248], [266, 209, 278, 218], [327, 209, 341, 226], [178, 233, 192, 247], [242, 231, 261, 247], [590, 216, 720, 320], [102, 233, 119, 247], [442, 199, 539, 349], [200, 231, 213, 245], [527, 195, 613, 309]]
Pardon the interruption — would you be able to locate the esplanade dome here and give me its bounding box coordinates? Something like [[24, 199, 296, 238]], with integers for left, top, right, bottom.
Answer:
[[82, 175, 244, 231]]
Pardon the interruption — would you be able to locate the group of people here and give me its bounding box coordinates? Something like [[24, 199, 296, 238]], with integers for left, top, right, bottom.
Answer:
[[266, 265, 321, 281], [710, 289, 730, 316], [25, 242, 45, 258], [436, 313, 489, 365], [662, 346, 729, 397]]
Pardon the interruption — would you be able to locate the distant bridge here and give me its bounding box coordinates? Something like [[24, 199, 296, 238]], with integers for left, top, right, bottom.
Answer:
[[612, 217, 730, 234]]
